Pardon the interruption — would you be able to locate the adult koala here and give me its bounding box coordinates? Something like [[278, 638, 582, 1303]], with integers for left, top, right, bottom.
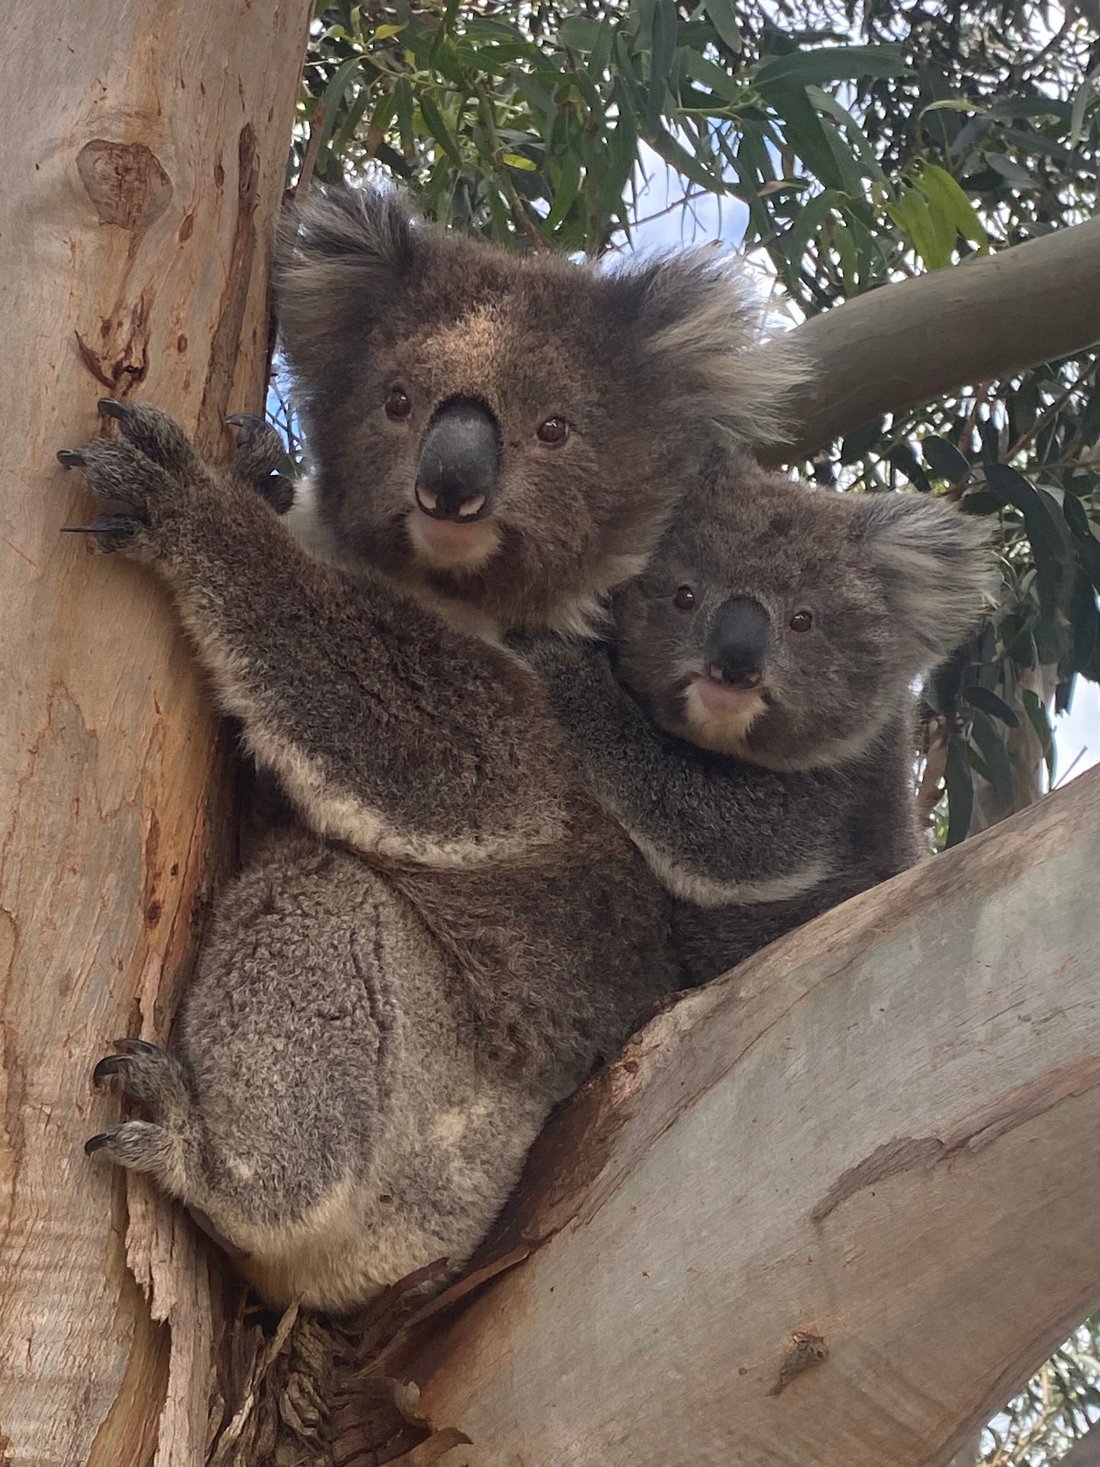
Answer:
[[67, 189, 796, 1311]]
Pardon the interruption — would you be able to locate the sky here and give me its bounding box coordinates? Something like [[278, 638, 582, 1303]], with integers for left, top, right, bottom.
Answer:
[[627, 144, 1099, 786]]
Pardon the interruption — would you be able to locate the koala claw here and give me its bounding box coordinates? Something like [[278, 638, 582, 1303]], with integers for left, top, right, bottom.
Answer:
[[61, 513, 144, 553], [97, 397, 128, 421], [84, 1131, 114, 1155], [56, 449, 86, 468], [225, 412, 293, 512]]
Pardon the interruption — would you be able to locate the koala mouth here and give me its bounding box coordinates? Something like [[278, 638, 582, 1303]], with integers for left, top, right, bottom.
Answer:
[[405, 506, 502, 573], [679, 671, 772, 755], [690, 670, 769, 716]]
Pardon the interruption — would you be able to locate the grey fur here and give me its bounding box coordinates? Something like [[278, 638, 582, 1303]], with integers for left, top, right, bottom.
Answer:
[[522, 447, 992, 986], [274, 186, 803, 636], [68, 400, 676, 1312], [68, 192, 799, 1312]]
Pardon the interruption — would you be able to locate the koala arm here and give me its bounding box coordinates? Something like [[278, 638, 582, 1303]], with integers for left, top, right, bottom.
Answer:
[[519, 636, 841, 899], [63, 403, 572, 864]]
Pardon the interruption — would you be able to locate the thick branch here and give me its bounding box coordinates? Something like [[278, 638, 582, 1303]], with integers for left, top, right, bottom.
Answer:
[[393, 767, 1100, 1467], [764, 214, 1100, 464]]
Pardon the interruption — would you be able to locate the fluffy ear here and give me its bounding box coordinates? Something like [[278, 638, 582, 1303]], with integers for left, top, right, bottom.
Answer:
[[274, 185, 420, 376], [856, 494, 994, 667], [608, 252, 806, 446]]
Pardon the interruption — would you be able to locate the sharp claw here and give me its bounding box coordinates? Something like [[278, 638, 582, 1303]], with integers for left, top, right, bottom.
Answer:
[[57, 449, 86, 468], [97, 398, 127, 420], [61, 514, 139, 540], [225, 413, 266, 431], [92, 1055, 128, 1086], [112, 1036, 160, 1055], [84, 1132, 113, 1156]]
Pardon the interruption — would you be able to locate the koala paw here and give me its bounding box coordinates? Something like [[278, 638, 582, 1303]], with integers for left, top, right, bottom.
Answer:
[[225, 413, 296, 515], [57, 399, 208, 557], [86, 1037, 195, 1188]]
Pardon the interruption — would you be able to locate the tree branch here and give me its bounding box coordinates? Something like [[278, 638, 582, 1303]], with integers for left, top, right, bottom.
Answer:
[[764, 215, 1100, 465], [386, 766, 1100, 1467]]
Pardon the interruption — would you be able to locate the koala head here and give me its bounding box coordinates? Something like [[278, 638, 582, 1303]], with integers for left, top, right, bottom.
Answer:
[[611, 449, 992, 771], [275, 187, 801, 633]]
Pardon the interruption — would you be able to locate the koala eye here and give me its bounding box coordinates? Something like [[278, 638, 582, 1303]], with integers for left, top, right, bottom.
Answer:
[[789, 610, 813, 633], [673, 585, 697, 611], [385, 387, 412, 420], [536, 416, 570, 447]]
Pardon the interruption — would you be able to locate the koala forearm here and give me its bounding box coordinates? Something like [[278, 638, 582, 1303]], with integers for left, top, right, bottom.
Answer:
[[160, 495, 572, 859], [537, 650, 840, 889], [63, 408, 572, 862]]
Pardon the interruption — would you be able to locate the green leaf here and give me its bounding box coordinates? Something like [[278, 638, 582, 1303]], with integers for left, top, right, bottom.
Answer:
[[501, 152, 537, 170], [703, 0, 741, 54], [944, 735, 974, 847], [646, 120, 721, 190], [912, 161, 989, 251], [646, 1, 677, 132], [889, 442, 933, 493], [840, 416, 886, 464], [922, 435, 970, 482], [394, 76, 415, 156], [558, 16, 603, 53], [984, 463, 1067, 569], [1020, 687, 1055, 782], [1069, 69, 1099, 147], [963, 685, 1021, 728], [969, 710, 1016, 808], [419, 90, 463, 168], [1062, 491, 1091, 538], [753, 44, 908, 92], [374, 22, 406, 39], [887, 183, 952, 270]]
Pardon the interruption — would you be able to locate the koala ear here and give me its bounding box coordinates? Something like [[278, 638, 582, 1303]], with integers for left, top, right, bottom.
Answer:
[[855, 495, 994, 667], [609, 252, 805, 446], [275, 185, 419, 376]]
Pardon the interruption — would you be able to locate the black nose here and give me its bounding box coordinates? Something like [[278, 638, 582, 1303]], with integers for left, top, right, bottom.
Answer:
[[415, 399, 499, 522], [705, 596, 770, 688]]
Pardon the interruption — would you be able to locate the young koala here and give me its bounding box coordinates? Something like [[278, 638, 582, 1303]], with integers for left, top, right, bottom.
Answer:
[[65, 188, 799, 1312], [523, 448, 991, 986]]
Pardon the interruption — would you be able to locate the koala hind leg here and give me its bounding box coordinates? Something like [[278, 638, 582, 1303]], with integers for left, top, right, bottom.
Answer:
[[86, 1038, 201, 1200]]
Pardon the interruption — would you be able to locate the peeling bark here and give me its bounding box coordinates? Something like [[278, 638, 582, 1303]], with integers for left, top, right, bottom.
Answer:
[[0, 4, 311, 1462]]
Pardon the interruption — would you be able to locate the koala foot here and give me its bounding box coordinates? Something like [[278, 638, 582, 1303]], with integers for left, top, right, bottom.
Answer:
[[57, 398, 207, 557], [86, 1037, 196, 1192], [225, 412, 295, 514]]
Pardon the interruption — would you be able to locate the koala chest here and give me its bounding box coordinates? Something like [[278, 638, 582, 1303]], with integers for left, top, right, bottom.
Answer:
[[385, 810, 677, 1072]]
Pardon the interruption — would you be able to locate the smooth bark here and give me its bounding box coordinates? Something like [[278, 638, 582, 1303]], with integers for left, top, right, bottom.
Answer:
[[391, 767, 1100, 1467], [766, 214, 1100, 464]]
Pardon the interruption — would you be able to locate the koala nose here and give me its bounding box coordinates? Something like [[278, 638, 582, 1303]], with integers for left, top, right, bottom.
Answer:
[[705, 596, 771, 689], [415, 399, 500, 522]]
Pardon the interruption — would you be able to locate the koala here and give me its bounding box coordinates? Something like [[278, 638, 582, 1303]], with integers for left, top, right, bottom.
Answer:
[[523, 447, 991, 986], [66, 188, 800, 1312]]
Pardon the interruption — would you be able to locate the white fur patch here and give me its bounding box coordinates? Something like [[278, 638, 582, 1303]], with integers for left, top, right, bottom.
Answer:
[[176, 609, 561, 867], [626, 829, 833, 909]]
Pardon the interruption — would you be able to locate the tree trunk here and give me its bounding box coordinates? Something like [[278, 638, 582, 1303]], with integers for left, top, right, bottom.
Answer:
[[386, 766, 1100, 1467], [764, 213, 1100, 466], [0, 4, 310, 1463]]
